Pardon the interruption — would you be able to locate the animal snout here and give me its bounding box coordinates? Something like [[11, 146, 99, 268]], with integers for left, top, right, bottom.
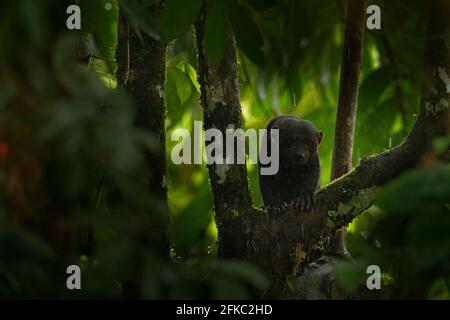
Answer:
[[297, 152, 306, 162]]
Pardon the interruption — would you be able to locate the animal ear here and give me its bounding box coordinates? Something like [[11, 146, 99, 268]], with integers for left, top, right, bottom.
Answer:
[[316, 131, 323, 144], [270, 125, 279, 142]]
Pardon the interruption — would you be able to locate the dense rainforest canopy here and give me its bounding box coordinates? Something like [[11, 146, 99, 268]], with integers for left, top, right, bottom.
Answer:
[[0, 0, 449, 299]]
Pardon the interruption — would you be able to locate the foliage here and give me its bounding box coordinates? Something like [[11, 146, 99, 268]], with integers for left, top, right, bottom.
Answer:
[[0, 0, 267, 298], [337, 163, 450, 299]]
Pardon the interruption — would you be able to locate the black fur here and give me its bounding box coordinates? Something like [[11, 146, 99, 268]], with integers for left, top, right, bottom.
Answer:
[[259, 115, 323, 211]]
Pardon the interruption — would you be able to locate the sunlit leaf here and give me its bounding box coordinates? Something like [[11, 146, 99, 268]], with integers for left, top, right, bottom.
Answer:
[[166, 66, 194, 127], [359, 65, 394, 109], [246, 0, 277, 11], [227, 0, 264, 68], [120, 0, 162, 41], [183, 63, 201, 92], [205, 0, 227, 64], [160, 0, 203, 42]]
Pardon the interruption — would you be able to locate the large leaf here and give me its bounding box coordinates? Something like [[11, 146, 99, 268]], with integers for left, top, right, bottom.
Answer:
[[227, 0, 264, 68], [354, 97, 397, 160], [120, 0, 162, 41], [165, 66, 195, 127], [160, 0, 203, 42], [204, 0, 227, 64], [373, 165, 450, 275], [377, 165, 450, 214], [173, 67, 192, 105], [80, 0, 119, 55], [165, 67, 182, 119], [170, 179, 213, 258], [79, 0, 119, 74], [183, 63, 200, 92], [359, 65, 394, 109], [354, 65, 398, 159], [246, 0, 277, 11]]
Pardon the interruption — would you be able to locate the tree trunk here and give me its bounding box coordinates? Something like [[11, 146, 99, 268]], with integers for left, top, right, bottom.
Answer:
[[195, 2, 253, 260], [329, 0, 366, 257], [116, 2, 169, 254]]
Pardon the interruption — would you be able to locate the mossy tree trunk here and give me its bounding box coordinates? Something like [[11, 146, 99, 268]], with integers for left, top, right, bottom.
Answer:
[[116, 1, 169, 255], [195, 3, 253, 260]]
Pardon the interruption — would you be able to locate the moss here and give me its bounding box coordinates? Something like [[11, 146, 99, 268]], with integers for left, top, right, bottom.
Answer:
[[290, 243, 307, 276], [425, 100, 449, 115], [155, 84, 164, 98], [326, 217, 336, 230], [285, 277, 296, 292], [355, 187, 375, 210], [246, 239, 258, 253], [334, 187, 376, 221], [311, 239, 325, 252], [215, 163, 229, 184], [445, 29, 450, 49], [327, 210, 338, 217], [439, 98, 449, 108], [438, 67, 450, 94], [324, 188, 377, 236]]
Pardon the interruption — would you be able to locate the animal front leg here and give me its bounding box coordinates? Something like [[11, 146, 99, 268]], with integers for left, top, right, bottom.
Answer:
[[293, 189, 315, 211]]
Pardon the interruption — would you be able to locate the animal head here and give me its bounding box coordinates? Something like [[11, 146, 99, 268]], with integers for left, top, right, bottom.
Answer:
[[272, 117, 322, 166]]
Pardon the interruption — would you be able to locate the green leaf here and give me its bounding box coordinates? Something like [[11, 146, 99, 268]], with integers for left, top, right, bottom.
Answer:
[[170, 179, 212, 258], [354, 97, 397, 161], [95, 0, 119, 56], [165, 67, 182, 114], [172, 66, 192, 105], [359, 65, 393, 109], [334, 260, 367, 293], [165, 66, 193, 127], [160, 0, 203, 42], [246, 0, 276, 11], [80, 0, 119, 54], [120, 0, 162, 42], [355, 66, 398, 159], [377, 164, 450, 214], [227, 0, 264, 68], [183, 63, 200, 92], [79, 0, 119, 73], [204, 0, 227, 64], [433, 136, 449, 154], [368, 164, 450, 282]]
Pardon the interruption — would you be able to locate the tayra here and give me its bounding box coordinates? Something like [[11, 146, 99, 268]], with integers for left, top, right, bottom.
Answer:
[[259, 115, 323, 211]]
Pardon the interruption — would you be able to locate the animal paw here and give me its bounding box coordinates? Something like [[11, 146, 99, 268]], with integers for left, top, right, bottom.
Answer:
[[294, 191, 315, 211], [264, 202, 289, 215]]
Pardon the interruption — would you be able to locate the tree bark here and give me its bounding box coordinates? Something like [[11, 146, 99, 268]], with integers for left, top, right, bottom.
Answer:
[[195, 2, 253, 259], [329, 0, 366, 257], [116, 2, 169, 254], [195, 0, 449, 298]]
